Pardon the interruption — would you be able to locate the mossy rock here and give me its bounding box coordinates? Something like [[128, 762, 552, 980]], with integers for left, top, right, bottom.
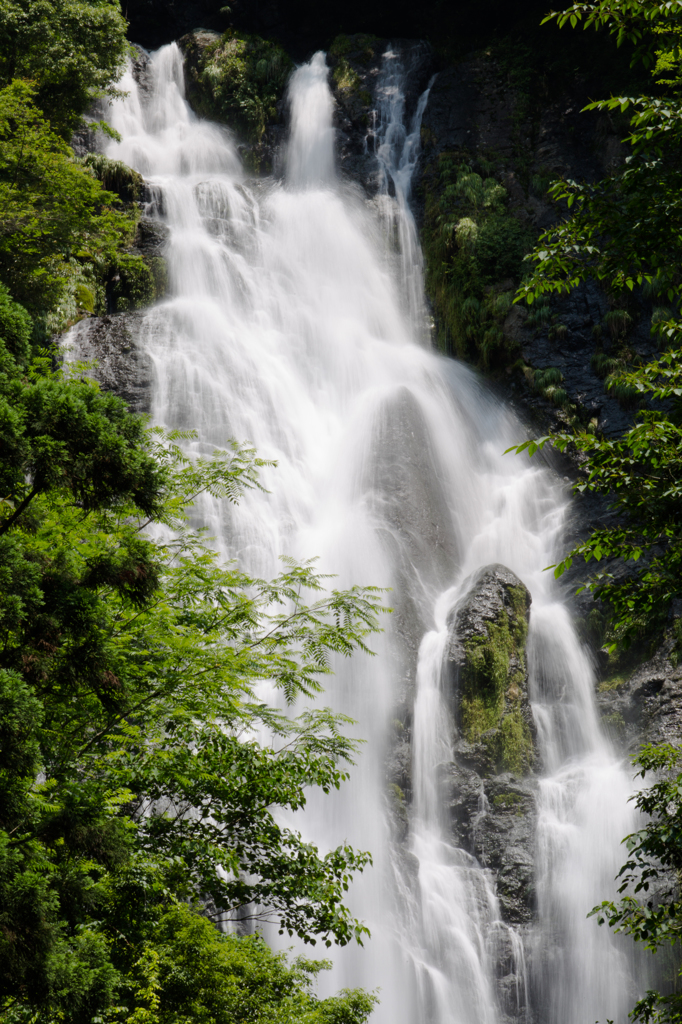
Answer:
[[180, 28, 293, 149], [108, 253, 166, 313], [447, 563, 535, 775], [80, 153, 143, 204], [328, 33, 385, 127]]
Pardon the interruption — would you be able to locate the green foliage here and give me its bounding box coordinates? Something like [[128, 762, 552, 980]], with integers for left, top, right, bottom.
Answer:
[[459, 589, 533, 774], [475, 214, 534, 282], [329, 34, 379, 64], [117, 904, 378, 1024], [511, 0, 682, 651], [590, 744, 682, 1024], [422, 154, 536, 367], [0, 8, 377, 1021], [187, 30, 293, 145], [492, 791, 523, 810], [0, 338, 386, 1019], [109, 253, 157, 312], [333, 59, 361, 93], [525, 293, 552, 329], [0, 80, 134, 316], [0, 285, 31, 363], [0, 1, 127, 121], [0, 0, 128, 137]]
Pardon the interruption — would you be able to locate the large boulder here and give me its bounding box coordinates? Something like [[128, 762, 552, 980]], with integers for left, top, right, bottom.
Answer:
[[444, 563, 537, 925], [64, 313, 153, 415], [447, 563, 535, 775], [178, 29, 292, 174]]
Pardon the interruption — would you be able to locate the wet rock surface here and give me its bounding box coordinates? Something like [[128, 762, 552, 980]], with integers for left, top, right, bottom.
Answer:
[[597, 632, 682, 753], [67, 314, 154, 415], [328, 36, 433, 194], [441, 565, 537, 924], [134, 217, 170, 261]]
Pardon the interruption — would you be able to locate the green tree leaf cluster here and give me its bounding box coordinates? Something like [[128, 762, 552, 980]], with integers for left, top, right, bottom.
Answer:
[[0, 80, 137, 317], [512, 3, 682, 1019], [589, 744, 682, 1024], [512, 0, 682, 649], [0, 327, 385, 1021], [0, 0, 128, 137]]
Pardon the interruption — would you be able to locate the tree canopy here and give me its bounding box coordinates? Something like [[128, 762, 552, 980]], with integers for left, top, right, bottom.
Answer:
[[0, 328, 386, 1020], [510, 2, 682, 1020], [0, 80, 136, 317], [0, 0, 128, 136], [510, 0, 682, 651]]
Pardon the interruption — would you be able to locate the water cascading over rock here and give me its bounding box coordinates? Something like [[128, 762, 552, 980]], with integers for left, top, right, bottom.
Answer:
[[66, 39, 650, 1024]]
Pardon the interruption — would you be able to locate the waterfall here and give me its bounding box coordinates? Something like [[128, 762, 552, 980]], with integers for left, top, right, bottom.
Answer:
[[69, 41, 647, 1024]]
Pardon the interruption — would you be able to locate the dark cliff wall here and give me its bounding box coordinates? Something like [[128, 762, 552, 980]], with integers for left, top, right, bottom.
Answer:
[[125, 0, 554, 55]]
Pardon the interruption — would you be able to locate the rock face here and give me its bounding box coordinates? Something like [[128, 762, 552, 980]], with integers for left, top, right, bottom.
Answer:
[[444, 564, 537, 924], [66, 314, 154, 415], [447, 564, 535, 774], [328, 36, 433, 194], [597, 629, 682, 752], [418, 50, 654, 447]]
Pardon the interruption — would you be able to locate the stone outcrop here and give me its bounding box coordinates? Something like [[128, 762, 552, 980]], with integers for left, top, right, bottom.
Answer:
[[327, 35, 433, 193], [178, 28, 291, 174], [444, 564, 537, 924], [597, 628, 682, 753], [447, 564, 535, 774], [66, 313, 154, 415]]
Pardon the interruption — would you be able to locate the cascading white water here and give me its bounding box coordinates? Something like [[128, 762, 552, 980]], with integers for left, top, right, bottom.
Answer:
[[68, 41, 648, 1024], [372, 45, 433, 334]]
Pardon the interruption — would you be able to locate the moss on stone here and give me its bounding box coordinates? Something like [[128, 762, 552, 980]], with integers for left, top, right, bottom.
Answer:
[[494, 708, 534, 774], [458, 585, 533, 774], [598, 673, 627, 692], [80, 153, 143, 203], [329, 33, 380, 63], [492, 791, 523, 810], [184, 30, 293, 146], [333, 58, 361, 93]]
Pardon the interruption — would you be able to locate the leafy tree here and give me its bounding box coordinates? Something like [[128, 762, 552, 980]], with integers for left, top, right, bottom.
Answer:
[[0, 329, 384, 1021], [0, 80, 134, 315], [0, 0, 128, 136], [105, 903, 377, 1024], [590, 744, 682, 1024], [509, 4, 682, 1021], [509, 0, 682, 649]]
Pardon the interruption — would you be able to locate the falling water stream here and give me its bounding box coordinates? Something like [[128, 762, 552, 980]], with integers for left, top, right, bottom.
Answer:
[[70, 42, 647, 1024]]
